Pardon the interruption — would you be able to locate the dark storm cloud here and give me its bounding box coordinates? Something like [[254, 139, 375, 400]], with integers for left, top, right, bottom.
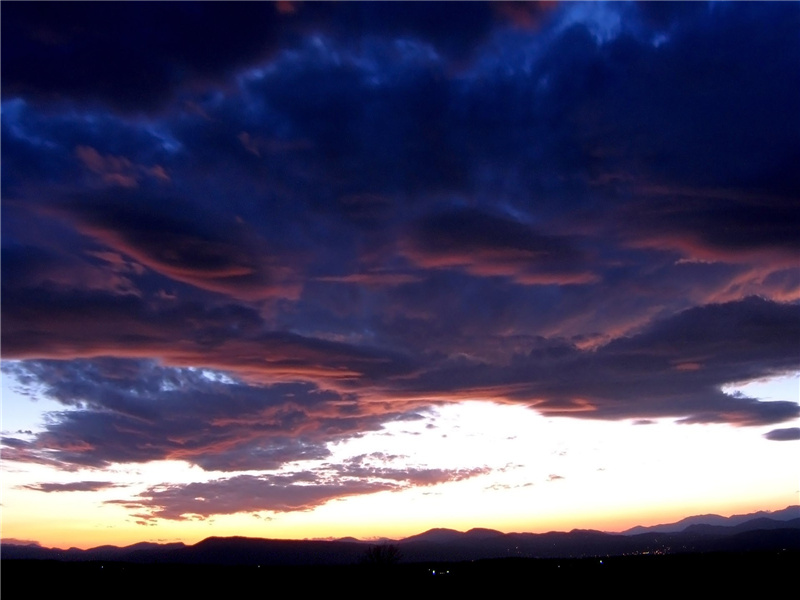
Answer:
[[1, 358, 418, 471], [0, 280, 263, 360], [47, 188, 295, 300], [2, 261, 418, 383], [379, 297, 800, 426], [1, 2, 291, 112], [316, 1, 499, 61], [5, 297, 796, 474], [0, 244, 140, 297], [238, 36, 465, 200], [614, 187, 800, 264], [405, 208, 597, 284], [2, 2, 798, 507], [0, 1, 547, 114], [560, 2, 800, 195]]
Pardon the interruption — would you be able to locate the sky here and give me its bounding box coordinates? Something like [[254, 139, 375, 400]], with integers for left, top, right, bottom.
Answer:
[[1, 1, 799, 550]]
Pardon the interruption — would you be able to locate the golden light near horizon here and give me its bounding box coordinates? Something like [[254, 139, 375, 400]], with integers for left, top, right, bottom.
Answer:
[[3, 375, 796, 549]]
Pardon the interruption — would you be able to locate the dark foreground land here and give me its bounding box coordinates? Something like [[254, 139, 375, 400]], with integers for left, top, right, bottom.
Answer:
[[3, 550, 796, 595]]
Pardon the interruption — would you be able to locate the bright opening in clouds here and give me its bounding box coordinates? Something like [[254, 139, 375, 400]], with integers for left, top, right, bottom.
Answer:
[[1, 1, 798, 549]]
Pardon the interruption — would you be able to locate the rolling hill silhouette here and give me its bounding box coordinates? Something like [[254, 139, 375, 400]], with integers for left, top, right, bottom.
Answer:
[[3, 506, 798, 566]]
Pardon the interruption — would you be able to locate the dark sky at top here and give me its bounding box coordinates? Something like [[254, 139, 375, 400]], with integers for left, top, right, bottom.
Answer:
[[2, 2, 799, 519]]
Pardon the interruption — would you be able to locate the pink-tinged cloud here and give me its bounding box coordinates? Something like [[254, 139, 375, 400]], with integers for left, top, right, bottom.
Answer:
[[131, 477, 401, 520], [76, 146, 170, 188], [493, 1, 559, 30], [1, 285, 418, 386], [275, 1, 297, 16], [2, 245, 141, 297], [316, 271, 422, 287], [237, 131, 262, 157], [22, 480, 121, 493], [617, 185, 800, 265], [367, 297, 800, 427], [117, 464, 491, 520], [238, 131, 312, 157], [3, 296, 797, 478], [41, 191, 301, 301], [404, 209, 598, 285]]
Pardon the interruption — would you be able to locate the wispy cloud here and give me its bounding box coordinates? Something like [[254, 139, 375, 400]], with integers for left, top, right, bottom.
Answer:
[[22, 481, 121, 493]]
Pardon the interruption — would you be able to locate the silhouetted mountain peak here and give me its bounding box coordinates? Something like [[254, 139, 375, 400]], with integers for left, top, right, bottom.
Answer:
[[195, 535, 263, 547], [622, 505, 800, 535], [465, 527, 504, 538], [4, 506, 798, 566], [401, 528, 465, 543]]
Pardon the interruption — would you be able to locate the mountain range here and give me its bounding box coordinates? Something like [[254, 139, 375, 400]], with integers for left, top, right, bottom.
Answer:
[[3, 505, 798, 566]]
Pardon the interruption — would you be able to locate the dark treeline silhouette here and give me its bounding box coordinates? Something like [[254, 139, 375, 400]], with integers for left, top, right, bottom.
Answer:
[[361, 543, 402, 567]]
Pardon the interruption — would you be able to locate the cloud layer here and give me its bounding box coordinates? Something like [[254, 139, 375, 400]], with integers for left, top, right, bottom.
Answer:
[[3, 2, 798, 520]]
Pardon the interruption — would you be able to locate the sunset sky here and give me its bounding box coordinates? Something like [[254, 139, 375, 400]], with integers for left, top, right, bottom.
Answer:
[[2, 1, 798, 550]]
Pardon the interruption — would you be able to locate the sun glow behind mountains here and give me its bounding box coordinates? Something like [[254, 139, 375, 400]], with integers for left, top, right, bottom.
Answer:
[[3, 378, 795, 549]]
